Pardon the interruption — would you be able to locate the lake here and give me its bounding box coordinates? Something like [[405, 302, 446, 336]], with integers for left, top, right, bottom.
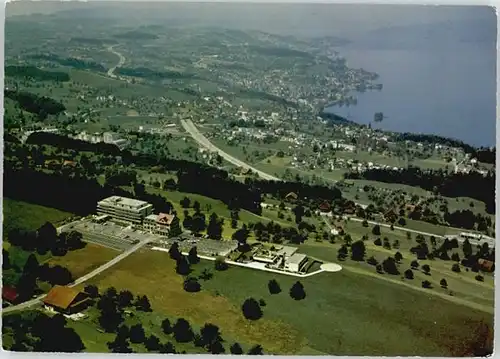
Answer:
[[326, 18, 496, 147]]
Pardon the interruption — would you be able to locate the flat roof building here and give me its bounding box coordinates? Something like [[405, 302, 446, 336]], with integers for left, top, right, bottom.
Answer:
[[97, 196, 153, 224], [284, 253, 308, 273]]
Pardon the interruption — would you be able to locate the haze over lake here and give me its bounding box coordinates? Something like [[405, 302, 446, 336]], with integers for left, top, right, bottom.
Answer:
[[327, 9, 497, 147]]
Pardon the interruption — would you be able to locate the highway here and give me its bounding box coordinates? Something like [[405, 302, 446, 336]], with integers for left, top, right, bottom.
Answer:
[[106, 45, 126, 78], [180, 119, 281, 182], [3, 238, 151, 314]]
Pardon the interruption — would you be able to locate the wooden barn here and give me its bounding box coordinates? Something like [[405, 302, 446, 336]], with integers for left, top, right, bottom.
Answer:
[[43, 285, 91, 314]]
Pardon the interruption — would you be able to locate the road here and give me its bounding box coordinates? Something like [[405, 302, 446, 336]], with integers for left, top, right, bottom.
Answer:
[[180, 119, 281, 182], [3, 238, 151, 314], [106, 45, 126, 78]]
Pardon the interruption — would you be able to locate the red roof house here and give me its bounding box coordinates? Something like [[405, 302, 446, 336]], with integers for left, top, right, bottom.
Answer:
[[3, 286, 20, 304]]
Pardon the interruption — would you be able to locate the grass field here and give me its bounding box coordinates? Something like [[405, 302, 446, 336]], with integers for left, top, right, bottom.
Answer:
[[85, 248, 492, 356], [48, 243, 118, 278], [3, 198, 73, 235]]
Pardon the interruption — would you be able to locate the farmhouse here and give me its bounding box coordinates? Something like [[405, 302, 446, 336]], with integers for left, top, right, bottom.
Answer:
[[43, 286, 91, 314], [97, 196, 154, 224]]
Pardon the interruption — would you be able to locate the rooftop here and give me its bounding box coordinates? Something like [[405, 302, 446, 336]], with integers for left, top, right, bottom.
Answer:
[[287, 253, 307, 264], [43, 285, 82, 310], [98, 196, 151, 210]]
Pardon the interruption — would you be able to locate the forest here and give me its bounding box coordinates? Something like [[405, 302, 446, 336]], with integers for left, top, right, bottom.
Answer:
[[4, 90, 66, 119], [345, 167, 495, 214], [5, 66, 70, 82]]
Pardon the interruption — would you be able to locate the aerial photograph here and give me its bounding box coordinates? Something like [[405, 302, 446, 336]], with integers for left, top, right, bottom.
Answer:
[[2, 1, 496, 356]]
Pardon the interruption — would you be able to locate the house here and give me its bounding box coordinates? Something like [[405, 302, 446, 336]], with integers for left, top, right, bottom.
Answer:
[[144, 212, 175, 236], [2, 286, 20, 304], [478, 259, 495, 272], [43, 286, 91, 314], [318, 201, 331, 212], [285, 192, 298, 202]]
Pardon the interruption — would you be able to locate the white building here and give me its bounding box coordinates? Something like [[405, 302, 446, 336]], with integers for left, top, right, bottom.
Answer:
[[97, 196, 153, 224], [284, 253, 308, 273]]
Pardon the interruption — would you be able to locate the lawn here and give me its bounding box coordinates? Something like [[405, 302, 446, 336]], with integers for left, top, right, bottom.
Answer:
[[3, 198, 73, 235], [86, 249, 301, 354], [47, 243, 118, 279], [86, 248, 492, 356]]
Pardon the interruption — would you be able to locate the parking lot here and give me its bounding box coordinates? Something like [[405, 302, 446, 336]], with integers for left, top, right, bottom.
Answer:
[[60, 219, 162, 251]]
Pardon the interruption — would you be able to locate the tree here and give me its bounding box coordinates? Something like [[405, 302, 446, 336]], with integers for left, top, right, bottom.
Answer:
[[462, 239, 473, 258], [475, 275, 484, 282], [162, 318, 172, 335], [3, 250, 11, 270], [173, 318, 194, 343], [84, 284, 99, 298], [199, 268, 213, 281], [98, 308, 124, 333], [214, 256, 229, 271], [176, 256, 191, 276], [404, 269, 414, 279], [188, 246, 200, 264], [184, 277, 201, 292], [394, 251, 403, 262], [292, 205, 305, 224], [108, 335, 133, 353], [135, 295, 152, 312], [230, 342, 244, 355], [451, 253, 460, 262], [248, 344, 264, 355], [422, 280, 432, 289], [350, 240, 366, 261], [207, 213, 223, 240], [337, 244, 348, 261], [209, 339, 226, 354], [440, 278, 448, 288], [374, 238, 382, 246], [382, 257, 399, 275], [411, 260, 419, 269], [362, 219, 368, 227], [372, 224, 381, 236], [367, 256, 378, 266], [452, 263, 461, 273], [169, 242, 182, 261], [117, 290, 134, 308], [159, 342, 177, 354], [169, 216, 182, 238], [200, 323, 222, 348], [398, 217, 406, 226], [241, 298, 263, 320], [422, 264, 431, 275], [268, 279, 281, 294], [180, 196, 191, 208], [23, 254, 40, 276], [289, 281, 306, 300], [145, 335, 161, 351], [129, 324, 146, 344]]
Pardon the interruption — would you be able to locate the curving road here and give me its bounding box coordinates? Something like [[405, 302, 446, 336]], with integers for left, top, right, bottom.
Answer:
[[3, 239, 151, 314], [106, 45, 126, 78], [180, 119, 281, 181]]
